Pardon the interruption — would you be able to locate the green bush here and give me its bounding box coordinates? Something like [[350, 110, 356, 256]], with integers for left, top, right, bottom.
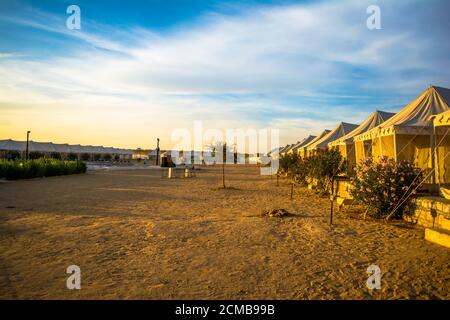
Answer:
[[279, 153, 310, 185], [307, 149, 345, 192], [28, 151, 43, 159], [279, 153, 300, 175], [0, 159, 87, 180], [350, 157, 422, 219], [279, 149, 344, 191]]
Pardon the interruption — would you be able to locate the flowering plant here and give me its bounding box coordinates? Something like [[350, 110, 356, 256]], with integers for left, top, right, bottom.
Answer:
[[350, 157, 422, 219]]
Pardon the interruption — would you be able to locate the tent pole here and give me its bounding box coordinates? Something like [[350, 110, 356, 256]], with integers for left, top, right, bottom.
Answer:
[[378, 135, 383, 160], [393, 131, 398, 162], [431, 125, 438, 195]]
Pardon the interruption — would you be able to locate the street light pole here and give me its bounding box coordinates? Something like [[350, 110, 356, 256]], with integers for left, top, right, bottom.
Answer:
[[25, 131, 31, 160], [156, 138, 160, 166]]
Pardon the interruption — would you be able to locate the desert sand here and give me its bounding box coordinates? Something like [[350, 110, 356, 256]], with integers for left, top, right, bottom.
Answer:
[[0, 165, 448, 299]]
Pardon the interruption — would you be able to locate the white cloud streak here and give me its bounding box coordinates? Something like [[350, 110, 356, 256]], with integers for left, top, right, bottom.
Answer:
[[0, 0, 449, 147]]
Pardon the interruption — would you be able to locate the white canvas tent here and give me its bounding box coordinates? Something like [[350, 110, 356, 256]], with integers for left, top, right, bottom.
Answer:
[[329, 111, 395, 167], [353, 86, 450, 184], [0, 139, 134, 158], [306, 122, 358, 156], [298, 129, 330, 158], [288, 135, 317, 155], [279, 144, 294, 156], [287, 140, 302, 154]]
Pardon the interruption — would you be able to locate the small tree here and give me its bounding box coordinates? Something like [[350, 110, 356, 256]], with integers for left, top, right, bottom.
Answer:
[[307, 149, 345, 193], [350, 157, 422, 219], [279, 153, 310, 185], [279, 153, 299, 176], [103, 154, 112, 161], [93, 153, 101, 161], [114, 154, 120, 161], [207, 142, 233, 189]]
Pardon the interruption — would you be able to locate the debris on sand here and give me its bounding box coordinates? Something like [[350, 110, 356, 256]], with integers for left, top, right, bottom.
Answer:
[[262, 208, 292, 218]]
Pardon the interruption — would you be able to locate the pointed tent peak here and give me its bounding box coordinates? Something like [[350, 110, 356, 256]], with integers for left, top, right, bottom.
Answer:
[[284, 143, 296, 152], [317, 129, 331, 137], [289, 137, 307, 150], [431, 85, 450, 105], [278, 144, 291, 153], [375, 85, 450, 130], [289, 135, 318, 152], [353, 86, 450, 141], [329, 110, 396, 147], [374, 110, 397, 121], [339, 122, 360, 134], [307, 122, 358, 150], [301, 129, 331, 150]]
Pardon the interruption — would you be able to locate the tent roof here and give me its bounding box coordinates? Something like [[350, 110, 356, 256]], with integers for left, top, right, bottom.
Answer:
[[307, 122, 358, 150], [289, 135, 317, 152], [328, 110, 395, 146], [0, 139, 134, 154], [280, 144, 294, 153], [434, 109, 450, 127], [300, 130, 331, 150], [267, 147, 280, 156], [355, 86, 450, 140], [0, 139, 24, 151]]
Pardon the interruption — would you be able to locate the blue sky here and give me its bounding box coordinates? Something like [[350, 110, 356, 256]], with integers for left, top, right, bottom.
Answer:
[[0, 0, 449, 149]]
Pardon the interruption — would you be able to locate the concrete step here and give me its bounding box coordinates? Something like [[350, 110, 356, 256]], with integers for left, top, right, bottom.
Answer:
[[425, 228, 450, 249], [440, 217, 450, 232]]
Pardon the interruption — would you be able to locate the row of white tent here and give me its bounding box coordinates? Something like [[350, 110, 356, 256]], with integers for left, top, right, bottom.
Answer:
[[0, 139, 134, 155], [273, 85, 450, 184]]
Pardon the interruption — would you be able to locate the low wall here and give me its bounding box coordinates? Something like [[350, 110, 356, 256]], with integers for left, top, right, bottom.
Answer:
[[405, 196, 450, 230]]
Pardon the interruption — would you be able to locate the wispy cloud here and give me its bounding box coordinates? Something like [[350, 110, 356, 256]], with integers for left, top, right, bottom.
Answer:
[[0, 0, 449, 147]]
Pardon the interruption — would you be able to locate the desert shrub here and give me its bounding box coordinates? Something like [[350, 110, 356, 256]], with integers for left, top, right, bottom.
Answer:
[[81, 153, 91, 161], [350, 157, 422, 219], [93, 153, 102, 161], [307, 149, 345, 192], [103, 154, 112, 161], [50, 152, 61, 159], [28, 151, 43, 159], [114, 154, 120, 161], [0, 159, 86, 180], [67, 153, 78, 161]]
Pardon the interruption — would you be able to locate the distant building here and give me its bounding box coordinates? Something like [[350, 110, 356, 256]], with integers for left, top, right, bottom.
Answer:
[[0, 139, 133, 160]]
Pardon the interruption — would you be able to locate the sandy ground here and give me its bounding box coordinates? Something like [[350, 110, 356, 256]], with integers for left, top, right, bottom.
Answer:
[[0, 165, 448, 299]]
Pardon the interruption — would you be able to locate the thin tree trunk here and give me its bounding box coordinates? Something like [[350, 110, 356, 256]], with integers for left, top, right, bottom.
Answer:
[[222, 161, 225, 188]]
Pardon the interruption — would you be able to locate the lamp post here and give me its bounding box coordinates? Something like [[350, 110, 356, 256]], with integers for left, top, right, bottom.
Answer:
[[156, 138, 160, 166], [25, 130, 31, 160]]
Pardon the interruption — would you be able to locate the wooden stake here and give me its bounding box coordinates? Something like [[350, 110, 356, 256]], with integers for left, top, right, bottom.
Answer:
[[329, 176, 335, 226], [290, 182, 294, 200]]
